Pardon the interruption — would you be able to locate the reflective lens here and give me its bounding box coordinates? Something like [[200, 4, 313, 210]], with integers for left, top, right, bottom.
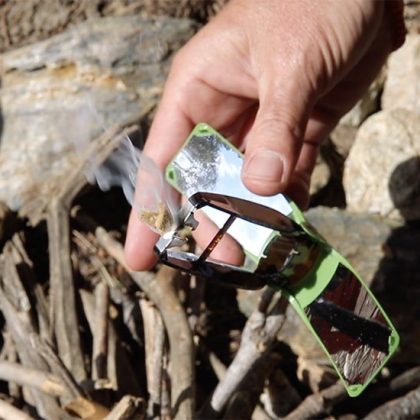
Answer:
[[305, 264, 392, 386]]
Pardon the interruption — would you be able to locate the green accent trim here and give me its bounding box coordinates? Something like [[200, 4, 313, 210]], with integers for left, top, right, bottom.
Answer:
[[285, 281, 400, 397], [290, 248, 338, 308], [165, 122, 400, 398]]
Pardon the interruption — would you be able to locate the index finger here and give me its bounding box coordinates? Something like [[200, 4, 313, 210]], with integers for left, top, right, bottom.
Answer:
[[124, 69, 194, 270]]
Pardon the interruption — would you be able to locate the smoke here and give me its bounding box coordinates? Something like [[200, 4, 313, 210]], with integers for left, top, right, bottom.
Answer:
[[73, 97, 178, 234], [93, 135, 178, 233]]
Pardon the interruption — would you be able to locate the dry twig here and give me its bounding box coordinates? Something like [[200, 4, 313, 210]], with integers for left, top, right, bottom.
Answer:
[[365, 385, 420, 420], [92, 281, 109, 381], [72, 208, 195, 420], [45, 122, 140, 383], [0, 361, 67, 397], [104, 395, 146, 420], [139, 298, 166, 416], [79, 289, 142, 395], [0, 247, 64, 418], [47, 199, 86, 382], [284, 381, 347, 420], [201, 288, 288, 417]]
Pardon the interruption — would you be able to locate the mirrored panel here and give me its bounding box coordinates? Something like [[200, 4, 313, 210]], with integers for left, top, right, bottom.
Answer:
[[305, 264, 392, 387], [168, 133, 293, 259]]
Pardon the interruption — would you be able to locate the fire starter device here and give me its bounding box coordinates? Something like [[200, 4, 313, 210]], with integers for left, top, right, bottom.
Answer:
[[154, 123, 399, 397]]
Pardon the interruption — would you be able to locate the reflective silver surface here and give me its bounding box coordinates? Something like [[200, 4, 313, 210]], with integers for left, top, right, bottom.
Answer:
[[167, 133, 293, 259], [305, 264, 392, 386]]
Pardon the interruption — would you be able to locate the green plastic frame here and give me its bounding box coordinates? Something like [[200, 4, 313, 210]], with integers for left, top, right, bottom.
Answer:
[[165, 123, 400, 397]]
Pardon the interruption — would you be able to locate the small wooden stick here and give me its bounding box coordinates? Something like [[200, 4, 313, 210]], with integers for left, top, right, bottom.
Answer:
[[139, 298, 166, 416], [47, 199, 86, 383], [284, 381, 346, 420], [2, 331, 22, 401], [29, 334, 85, 402], [0, 361, 67, 397], [80, 290, 142, 395], [0, 250, 64, 418], [104, 395, 146, 420], [80, 290, 114, 390], [202, 288, 288, 417], [10, 234, 51, 341], [188, 272, 206, 332], [92, 281, 109, 381]]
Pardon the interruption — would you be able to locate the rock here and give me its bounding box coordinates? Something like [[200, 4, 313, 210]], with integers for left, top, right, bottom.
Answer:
[[329, 69, 385, 160], [309, 139, 346, 208], [343, 109, 420, 221], [404, 0, 420, 35], [0, 16, 196, 213], [382, 34, 420, 114], [309, 155, 330, 196], [340, 70, 385, 127], [0, 0, 225, 53], [330, 124, 357, 159]]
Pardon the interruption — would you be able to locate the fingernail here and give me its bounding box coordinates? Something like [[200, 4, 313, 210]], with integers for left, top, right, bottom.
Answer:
[[243, 150, 284, 183]]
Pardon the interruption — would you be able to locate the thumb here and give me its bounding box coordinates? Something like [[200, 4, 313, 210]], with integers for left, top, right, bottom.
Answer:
[[241, 78, 314, 196]]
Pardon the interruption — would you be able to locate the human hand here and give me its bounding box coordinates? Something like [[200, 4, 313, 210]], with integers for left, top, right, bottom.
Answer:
[[125, 0, 398, 270]]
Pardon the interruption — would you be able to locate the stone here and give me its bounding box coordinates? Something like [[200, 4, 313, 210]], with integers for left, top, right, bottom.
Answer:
[[0, 0, 225, 53], [330, 124, 358, 159], [404, 0, 420, 35], [343, 109, 420, 221], [340, 70, 385, 128], [330, 70, 385, 160], [0, 16, 196, 212], [382, 34, 420, 114], [309, 139, 346, 208]]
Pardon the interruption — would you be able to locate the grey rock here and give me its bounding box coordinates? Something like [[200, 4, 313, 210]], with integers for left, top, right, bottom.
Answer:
[[382, 34, 420, 115], [330, 124, 357, 159], [329, 70, 385, 161], [404, 0, 420, 34], [0, 16, 196, 211], [343, 109, 420, 221]]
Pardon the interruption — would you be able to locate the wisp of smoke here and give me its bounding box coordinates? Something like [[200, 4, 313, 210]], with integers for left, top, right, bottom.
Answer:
[[90, 135, 179, 234], [73, 97, 178, 234]]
